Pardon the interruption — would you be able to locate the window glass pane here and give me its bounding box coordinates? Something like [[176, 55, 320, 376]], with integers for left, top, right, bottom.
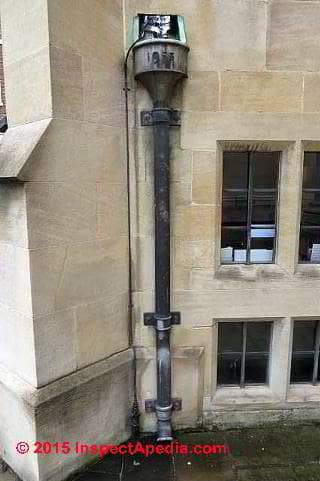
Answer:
[[223, 152, 248, 189], [290, 353, 314, 383], [218, 321, 272, 386], [218, 322, 243, 352], [222, 191, 248, 226], [222, 151, 279, 265], [217, 353, 241, 385], [299, 228, 320, 262], [246, 322, 271, 352], [251, 152, 279, 189], [303, 153, 320, 190], [301, 191, 320, 226], [221, 228, 247, 263], [251, 191, 277, 225], [292, 320, 317, 351], [245, 354, 269, 384]]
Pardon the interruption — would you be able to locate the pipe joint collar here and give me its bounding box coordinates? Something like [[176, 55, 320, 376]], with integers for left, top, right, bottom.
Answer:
[[156, 404, 173, 421], [155, 314, 172, 331]]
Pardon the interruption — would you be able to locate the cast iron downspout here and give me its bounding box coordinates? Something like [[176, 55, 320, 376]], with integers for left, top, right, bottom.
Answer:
[[142, 107, 182, 441], [153, 108, 172, 440], [132, 18, 189, 440]]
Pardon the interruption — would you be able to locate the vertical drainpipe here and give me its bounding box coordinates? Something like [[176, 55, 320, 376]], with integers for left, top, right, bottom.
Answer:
[[132, 16, 189, 441]]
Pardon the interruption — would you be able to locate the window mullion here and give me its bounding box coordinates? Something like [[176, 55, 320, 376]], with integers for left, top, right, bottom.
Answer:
[[240, 322, 247, 387], [312, 320, 320, 385], [246, 152, 253, 264]]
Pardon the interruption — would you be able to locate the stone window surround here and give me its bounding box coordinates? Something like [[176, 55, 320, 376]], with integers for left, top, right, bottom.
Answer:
[[295, 141, 320, 278], [287, 316, 320, 403], [211, 316, 290, 406], [210, 316, 320, 407], [213, 140, 320, 279]]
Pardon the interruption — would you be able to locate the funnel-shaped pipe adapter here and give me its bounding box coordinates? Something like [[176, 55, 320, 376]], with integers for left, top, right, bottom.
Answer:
[[133, 38, 189, 107]]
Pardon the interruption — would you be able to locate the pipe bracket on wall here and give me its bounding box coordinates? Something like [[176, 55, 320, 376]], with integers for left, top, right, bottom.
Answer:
[[144, 312, 181, 328], [145, 398, 182, 413], [141, 109, 181, 127]]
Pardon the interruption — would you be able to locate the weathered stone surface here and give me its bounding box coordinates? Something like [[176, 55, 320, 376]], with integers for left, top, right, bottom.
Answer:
[[50, 45, 84, 121], [277, 146, 302, 272], [136, 347, 204, 431], [0, 350, 133, 481], [212, 0, 267, 70], [4, 47, 52, 126], [181, 72, 219, 111], [0, 2, 131, 481], [304, 73, 320, 112], [221, 71, 303, 113], [34, 309, 77, 386], [171, 149, 192, 184], [171, 326, 212, 397], [75, 292, 129, 369], [171, 182, 192, 207], [0, 183, 27, 247], [29, 238, 128, 317], [0, 119, 51, 179], [132, 236, 154, 291], [174, 287, 320, 327], [83, 55, 124, 127], [0, 380, 38, 481], [267, 2, 320, 71], [0, 242, 32, 317], [0, 304, 36, 385], [174, 205, 215, 240], [181, 112, 320, 150], [26, 182, 97, 248], [192, 151, 217, 204], [97, 182, 128, 239], [0, 0, 49, 65], [48, 0, 123, 62], [134, 182, 154, 237], [174, 240, 214, 268], [19, 119, 126, 182], [172, 266, 192, 291]]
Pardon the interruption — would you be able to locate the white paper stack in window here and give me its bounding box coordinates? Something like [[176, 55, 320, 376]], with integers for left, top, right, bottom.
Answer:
[[221, 247, 233, 262], [234, 249, 247, 262], [250, 249, 273, 262], [251, 228, 275, 238], [310, 244, 320, 262]]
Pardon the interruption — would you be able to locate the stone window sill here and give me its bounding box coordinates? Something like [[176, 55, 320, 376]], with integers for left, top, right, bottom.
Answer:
[[295, 264, 320, 279], [287, 384, 320, 403], [212, 385, 279, 406], [216, 263, 288, 282]]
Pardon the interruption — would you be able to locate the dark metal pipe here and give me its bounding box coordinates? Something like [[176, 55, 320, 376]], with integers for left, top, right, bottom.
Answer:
[[132, 20, 188, 440], [153, 109, 173, 441]]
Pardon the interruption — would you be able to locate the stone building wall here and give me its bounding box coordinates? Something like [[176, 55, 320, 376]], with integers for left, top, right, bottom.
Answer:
[[126, 0, 320, 431], [0, 20, 6, 116], [0, 2, 132, 481]]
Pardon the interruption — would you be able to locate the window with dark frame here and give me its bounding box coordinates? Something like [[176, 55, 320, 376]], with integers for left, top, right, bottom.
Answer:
[[290, 320, 320, 384], [217, 321, 272, 387], [299, 152, 320, 263], [221, 151, 280, 264]]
